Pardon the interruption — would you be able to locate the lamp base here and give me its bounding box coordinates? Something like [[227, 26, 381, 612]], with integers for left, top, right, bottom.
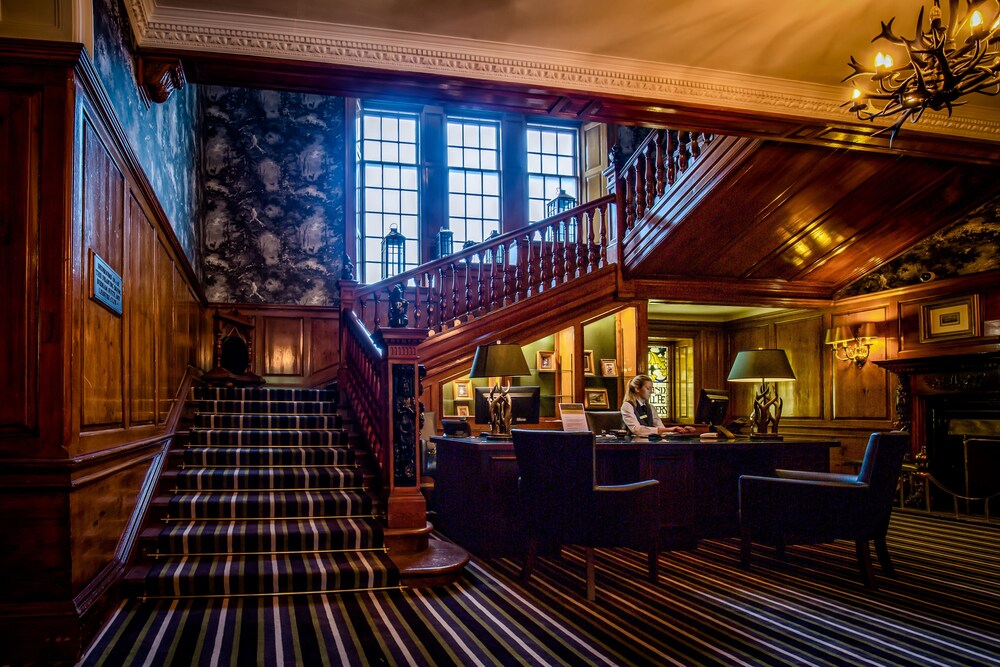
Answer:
[[749, 433, 783, 441], [482, 431, 512, 440]]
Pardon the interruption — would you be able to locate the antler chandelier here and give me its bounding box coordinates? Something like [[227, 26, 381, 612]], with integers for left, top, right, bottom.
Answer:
[[844, 0, 1000, 139]]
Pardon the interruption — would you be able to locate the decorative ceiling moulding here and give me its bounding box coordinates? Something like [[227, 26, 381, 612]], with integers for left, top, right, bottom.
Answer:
[[125, 3, 1000, 142]]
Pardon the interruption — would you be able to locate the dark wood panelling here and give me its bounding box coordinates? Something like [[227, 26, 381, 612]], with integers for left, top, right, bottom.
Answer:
[[627, 141, 1000, 297], [726, 324, 769, 421], [0, 88, 38, 435], [127, 196, 156, 425], [831, 307, 890, 421], [156, 241, 174, 422], [776, 315, 825, 419], [81, 119, 125, 429], [262, 317, 305, 376], [311, 318, 340, 375]]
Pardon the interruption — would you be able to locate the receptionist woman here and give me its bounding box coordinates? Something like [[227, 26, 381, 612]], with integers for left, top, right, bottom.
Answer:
[[621, 374, 692, 436]]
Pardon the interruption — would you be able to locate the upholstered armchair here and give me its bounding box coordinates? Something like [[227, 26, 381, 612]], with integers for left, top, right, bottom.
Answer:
[[511, 429, 660, 601], [738, 432, 910, 590]]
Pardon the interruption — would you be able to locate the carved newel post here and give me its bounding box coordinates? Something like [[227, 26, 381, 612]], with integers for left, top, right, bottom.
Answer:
[[372, 321, 429, 529]]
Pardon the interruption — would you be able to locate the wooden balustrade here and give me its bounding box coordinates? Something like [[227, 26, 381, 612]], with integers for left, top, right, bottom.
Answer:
[[617, 129, 713, 237], [340, 309, 389, 487], [351, 196, 615, 335]]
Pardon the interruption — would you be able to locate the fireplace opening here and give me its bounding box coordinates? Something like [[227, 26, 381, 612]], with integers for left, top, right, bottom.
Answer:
[[925, 394, 1000, 515]]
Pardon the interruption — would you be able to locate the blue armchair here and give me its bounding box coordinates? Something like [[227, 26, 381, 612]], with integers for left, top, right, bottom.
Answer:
[[738, 432, 910, 590]]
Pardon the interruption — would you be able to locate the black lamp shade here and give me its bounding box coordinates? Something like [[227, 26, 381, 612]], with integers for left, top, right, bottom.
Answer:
[[727, 349, 796, 383], [469, 343, 530, 378]]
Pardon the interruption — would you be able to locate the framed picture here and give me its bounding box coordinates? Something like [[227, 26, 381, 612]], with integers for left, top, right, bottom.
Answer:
[[456, 405, 470, 417], [583, 350, 595, 376], [536, 350, 556, 372], [919, 295, 979, 343], [452, 379, 472, 400], [600, 358, 619, 377], [583, 388, 610, 409]]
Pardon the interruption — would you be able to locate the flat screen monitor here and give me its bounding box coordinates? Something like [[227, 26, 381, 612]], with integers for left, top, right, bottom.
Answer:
[[474, 386, 541, 425], [695, 388, 729, 425]]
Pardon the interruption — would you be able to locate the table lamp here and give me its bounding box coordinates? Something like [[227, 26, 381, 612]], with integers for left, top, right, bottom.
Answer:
[[727, 349, 796, 440], [469, 341, 530, 438]]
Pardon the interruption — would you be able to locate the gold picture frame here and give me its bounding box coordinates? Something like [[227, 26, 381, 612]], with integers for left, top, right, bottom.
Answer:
[[536, 350, 556, 372], [456, 405, 470, 417], [600, 358, 619, 377], [919, 295, 979, 343], [452, 379, 472, 400], [583, 388, 610, 409], [583, 350, 595, 376]]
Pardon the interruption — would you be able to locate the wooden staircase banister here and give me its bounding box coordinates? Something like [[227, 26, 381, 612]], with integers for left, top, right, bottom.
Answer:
[[340, 308, 388, 487], [352, 195, 615, 334]]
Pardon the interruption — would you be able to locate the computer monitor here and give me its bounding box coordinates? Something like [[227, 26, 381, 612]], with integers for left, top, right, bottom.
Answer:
[[695, 388, 729, 425], [474, 385, 541, 425]]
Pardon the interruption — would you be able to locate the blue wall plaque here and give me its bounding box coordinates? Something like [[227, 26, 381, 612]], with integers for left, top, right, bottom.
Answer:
[[90, 250, 123, 316]]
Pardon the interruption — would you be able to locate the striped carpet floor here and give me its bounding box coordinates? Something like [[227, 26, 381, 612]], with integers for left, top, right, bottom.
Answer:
[[81, 512, 1000, 666]]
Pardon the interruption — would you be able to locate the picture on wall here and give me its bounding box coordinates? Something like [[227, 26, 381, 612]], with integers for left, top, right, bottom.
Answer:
[[584, 388, 610, 409], [600, 358, 619, 377], [583, 350, 596, 376], [536, 350, 556, 372], [452, 379, 472, 400], [919, 295, 979, 343], [456, 405, 470, 417]]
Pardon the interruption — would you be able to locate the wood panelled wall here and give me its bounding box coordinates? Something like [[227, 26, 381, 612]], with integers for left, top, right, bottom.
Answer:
[[216, 303, 341, 388], [0, 42, 207, 664], [723, 270, 1000, 470]]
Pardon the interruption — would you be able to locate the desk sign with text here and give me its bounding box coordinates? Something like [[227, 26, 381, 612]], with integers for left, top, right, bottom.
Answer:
[[89, 250, 123, 316]]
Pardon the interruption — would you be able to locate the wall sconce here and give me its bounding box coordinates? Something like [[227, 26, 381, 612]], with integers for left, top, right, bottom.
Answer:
[[825, 323, 878, 367]]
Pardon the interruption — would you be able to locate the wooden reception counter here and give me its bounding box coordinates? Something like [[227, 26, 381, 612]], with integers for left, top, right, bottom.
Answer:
[[431, 434, 838, 557]]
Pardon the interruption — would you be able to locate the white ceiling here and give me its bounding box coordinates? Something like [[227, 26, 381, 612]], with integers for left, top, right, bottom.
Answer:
[[130, 0, 1000, 141]]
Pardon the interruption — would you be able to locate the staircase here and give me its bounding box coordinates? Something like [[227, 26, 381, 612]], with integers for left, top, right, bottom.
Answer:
[[129, 385, 400, 598]]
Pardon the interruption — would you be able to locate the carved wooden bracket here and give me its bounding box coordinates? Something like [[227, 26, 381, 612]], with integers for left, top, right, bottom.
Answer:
[[138, 56, 186, 104]]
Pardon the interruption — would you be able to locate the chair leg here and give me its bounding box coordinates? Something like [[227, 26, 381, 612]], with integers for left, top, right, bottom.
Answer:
[[874, 535, 896, 577], [520, 536, 538, 584], [585, 546, 596, 601], [855, 539, 878, 591], [739, 526, 752, 568]]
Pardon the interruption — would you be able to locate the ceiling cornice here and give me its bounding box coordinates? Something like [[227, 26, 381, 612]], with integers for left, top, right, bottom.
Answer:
[[124, 1, 1000, 142]]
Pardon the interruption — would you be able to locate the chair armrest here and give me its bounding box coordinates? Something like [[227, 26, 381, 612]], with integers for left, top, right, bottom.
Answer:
[[775, 469, 860, 484], [595, 479, 660, 493]]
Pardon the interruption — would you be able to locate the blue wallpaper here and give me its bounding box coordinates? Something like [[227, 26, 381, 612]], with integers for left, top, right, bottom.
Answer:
[[91, 0, 201, 268], [200, 86, 345, 305], [837, 198, 1000, 297]]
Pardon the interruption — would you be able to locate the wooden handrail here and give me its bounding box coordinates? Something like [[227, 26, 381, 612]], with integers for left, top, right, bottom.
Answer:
[[340, 309, 389, 492], [616, 129, 713, 238], [352, 195, 615, 334]]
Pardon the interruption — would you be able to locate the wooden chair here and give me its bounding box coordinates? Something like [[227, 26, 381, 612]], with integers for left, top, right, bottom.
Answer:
[[511, 429, 660, 601], [738, 432, 910, 590]]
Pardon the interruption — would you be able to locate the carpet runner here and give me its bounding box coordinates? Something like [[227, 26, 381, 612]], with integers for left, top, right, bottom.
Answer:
[[85, 512, 1000, 666], [131, 385, 398, 599]]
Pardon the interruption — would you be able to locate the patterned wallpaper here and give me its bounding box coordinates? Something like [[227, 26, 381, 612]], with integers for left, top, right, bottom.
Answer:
[[837, 198, 1000, 297], [200, 86, 345, 305], [91, 0, 201, 268]]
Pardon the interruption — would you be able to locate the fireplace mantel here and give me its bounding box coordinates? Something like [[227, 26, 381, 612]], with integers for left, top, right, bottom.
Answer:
[[874, 352, 1000, 438]]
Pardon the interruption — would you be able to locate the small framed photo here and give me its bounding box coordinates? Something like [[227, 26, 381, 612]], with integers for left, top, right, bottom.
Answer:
[[584, 388, 610, 409], [919, 295, 979, 343], [452, 379, 472, 400], [583, 350, 595, 376], [456, 405, 470, 417], [600, 358, 619, 377], [536, 350, 556, 372]]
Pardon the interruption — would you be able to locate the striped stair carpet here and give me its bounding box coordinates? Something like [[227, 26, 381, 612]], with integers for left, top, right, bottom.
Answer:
[[129, 385, 398, 599], [89, 512, 1000, 665]]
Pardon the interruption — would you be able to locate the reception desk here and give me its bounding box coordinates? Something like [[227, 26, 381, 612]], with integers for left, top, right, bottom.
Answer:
[[432, 434, 838, 557]]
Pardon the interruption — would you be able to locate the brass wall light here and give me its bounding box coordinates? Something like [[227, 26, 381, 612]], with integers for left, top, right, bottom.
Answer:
[[825, 323, 879, 367]]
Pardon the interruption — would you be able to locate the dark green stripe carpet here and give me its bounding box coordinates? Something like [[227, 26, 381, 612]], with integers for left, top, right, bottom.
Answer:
[[82, 512, 1000, 666]]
